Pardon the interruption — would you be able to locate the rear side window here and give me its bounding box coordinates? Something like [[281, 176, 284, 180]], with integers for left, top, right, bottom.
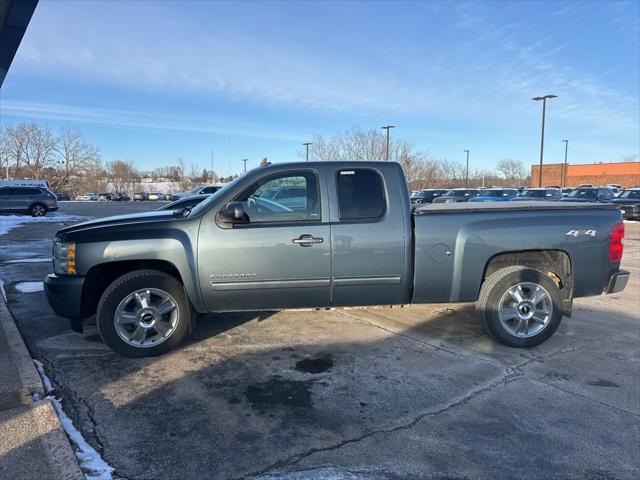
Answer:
[[336, 169, 386, 220]]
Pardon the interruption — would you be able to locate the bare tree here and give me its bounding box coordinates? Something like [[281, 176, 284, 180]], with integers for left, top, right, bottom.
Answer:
[[49, 127, 101, 191], [107, 160, 137, 193], [496, 159, 526, 186], [20, 123, 57, 179]]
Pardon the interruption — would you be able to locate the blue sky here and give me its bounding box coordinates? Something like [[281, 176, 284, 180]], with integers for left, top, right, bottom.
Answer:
[[1, 0, 638, 176]]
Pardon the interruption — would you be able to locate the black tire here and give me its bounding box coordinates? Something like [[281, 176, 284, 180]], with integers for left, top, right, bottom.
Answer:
[[31, 203, 48, 217], [96, 269, 191, 357], [476, 266, 563, 348]]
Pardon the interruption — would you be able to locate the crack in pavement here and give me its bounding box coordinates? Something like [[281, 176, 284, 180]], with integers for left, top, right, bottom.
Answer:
[[41, 357, 109, 456], [244, 364, 526, 479]]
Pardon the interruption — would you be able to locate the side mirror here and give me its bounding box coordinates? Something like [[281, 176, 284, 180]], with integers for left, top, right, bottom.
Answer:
[[219, 201, 247, 223]]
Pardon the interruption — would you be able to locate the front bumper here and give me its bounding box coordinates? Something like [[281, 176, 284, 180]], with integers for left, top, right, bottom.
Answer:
[[43, 273, 86, 332], [605, 270, 630, 294]]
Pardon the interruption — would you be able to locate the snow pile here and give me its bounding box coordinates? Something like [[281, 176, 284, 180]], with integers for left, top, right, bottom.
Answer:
[[33, 360, 115, 480], [14, 281, 44, 293], [0, 278, 6, 303], [0, 214, 90, 236]]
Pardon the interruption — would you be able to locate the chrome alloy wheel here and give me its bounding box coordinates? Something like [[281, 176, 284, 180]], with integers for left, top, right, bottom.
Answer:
[[498, 282, 553, 338], [114, 288, 179, 348]]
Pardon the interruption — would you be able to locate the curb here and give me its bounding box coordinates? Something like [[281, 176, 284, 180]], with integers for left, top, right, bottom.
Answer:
[[0, 297, 44, 401], [0, 292, 83, 480]]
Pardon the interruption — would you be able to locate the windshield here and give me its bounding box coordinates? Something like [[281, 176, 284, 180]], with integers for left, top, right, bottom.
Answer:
[[568, 188, 596, 199], [188, 175, 245, 216], [618, 190, 640, 199], [443, 190, 461, 197], [519, 189, 546, 197], [189, 186, 202, 193]]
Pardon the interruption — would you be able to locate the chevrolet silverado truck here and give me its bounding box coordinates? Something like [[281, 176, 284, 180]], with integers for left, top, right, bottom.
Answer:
[[44, 161, 629, 357]]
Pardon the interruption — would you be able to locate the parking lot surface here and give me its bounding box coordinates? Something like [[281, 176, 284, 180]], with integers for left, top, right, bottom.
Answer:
[[1, 202, 639, 480]]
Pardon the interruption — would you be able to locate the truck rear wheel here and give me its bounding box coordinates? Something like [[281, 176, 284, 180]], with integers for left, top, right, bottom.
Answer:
[[96, 270, 191, 357], [477, 266, 563, 348]]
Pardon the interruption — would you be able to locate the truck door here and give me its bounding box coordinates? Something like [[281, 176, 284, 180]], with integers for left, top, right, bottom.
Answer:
[[197, 169, 331, 311], [329, 166, 412, 307]]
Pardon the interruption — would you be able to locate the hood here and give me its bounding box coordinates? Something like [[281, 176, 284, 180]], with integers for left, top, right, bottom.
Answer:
[[56, 210, 180, 241]]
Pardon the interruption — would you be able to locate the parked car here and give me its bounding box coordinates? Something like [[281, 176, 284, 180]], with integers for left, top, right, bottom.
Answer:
[[98, 192, 118, 201], [75, 193, 97, 201], [561, 188, 573, 197], [148, 192, 165, 201], [171, 185, 222, 201], [157, 194, 211, 211], [116, 192, 131, 201], [513, 188, 563, 201], [0, 186, 58, 216], [410, 189, 448, 204], [432, 188, 480, 203], [133, 192, 149, 201], [611, 188, 640, 220], [43, 161, 629, 357], [54, 192, 71, 201], [562, 187, 615, 203], [469, 188, 519, 202], [257, 186, 307, 210]]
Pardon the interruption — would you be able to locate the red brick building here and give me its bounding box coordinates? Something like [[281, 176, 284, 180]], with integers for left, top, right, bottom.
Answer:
[[530, 161, 640, 188]]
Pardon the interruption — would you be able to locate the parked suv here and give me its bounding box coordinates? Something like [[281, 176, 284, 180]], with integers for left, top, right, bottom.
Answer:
[[0, 186, 58, 216], [410, 189, 448, 204], [562, 187, 615, 203], [432, 188, 480, 203], [612, 188, 640, 220]]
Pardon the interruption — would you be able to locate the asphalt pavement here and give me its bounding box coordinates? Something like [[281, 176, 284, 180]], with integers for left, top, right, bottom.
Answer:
[[0, 201, 638, 480]]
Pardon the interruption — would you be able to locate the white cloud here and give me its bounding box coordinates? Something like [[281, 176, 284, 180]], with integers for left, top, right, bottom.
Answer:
[[8, 0, 639, 138], [1, 100, 309, 141]]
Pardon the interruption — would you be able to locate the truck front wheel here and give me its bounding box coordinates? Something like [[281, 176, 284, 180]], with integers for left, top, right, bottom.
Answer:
[[477, 266, 563, 348], [96, 270, 191, 357]]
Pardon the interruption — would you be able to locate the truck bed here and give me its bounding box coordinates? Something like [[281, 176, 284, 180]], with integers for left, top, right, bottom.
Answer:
[[411, 202, 622, 304]]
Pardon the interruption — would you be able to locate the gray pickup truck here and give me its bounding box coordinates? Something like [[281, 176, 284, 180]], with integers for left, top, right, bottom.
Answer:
[[44, 161, 629, 357]]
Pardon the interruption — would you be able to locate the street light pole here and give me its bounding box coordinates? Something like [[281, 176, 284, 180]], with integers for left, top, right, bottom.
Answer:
[[464, 150, 470, 187], [532, 94, 558, 187], [302, 142, 312, 162], [561, 139, 569, 189], [381, 125, 396, 161], [242, 158, 248, 173]]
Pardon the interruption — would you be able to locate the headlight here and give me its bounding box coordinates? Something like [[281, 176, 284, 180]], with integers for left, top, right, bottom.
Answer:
[[53, 241, 76, 275]]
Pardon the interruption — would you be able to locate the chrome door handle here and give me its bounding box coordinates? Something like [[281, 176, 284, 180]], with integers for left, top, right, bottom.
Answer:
[[292, 234, 324, 247]]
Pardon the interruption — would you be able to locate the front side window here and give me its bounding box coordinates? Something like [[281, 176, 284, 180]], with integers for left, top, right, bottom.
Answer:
[[336, 169, 386, 220], [235, 171, 320, 223]]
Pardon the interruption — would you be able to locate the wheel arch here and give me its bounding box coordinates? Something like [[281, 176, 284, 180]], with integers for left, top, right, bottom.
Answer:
[[482, 249, 573, 316], [81, 260, 193, 321]]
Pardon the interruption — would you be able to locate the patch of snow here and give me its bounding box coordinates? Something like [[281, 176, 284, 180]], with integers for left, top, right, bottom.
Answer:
[[33, 359, 55, 394], [0, 214, 90, 236], [33, 359, 115, 480], [15, 281, 44, 293], [3, 257, 52, 263], [0, 278, 6, 303]]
